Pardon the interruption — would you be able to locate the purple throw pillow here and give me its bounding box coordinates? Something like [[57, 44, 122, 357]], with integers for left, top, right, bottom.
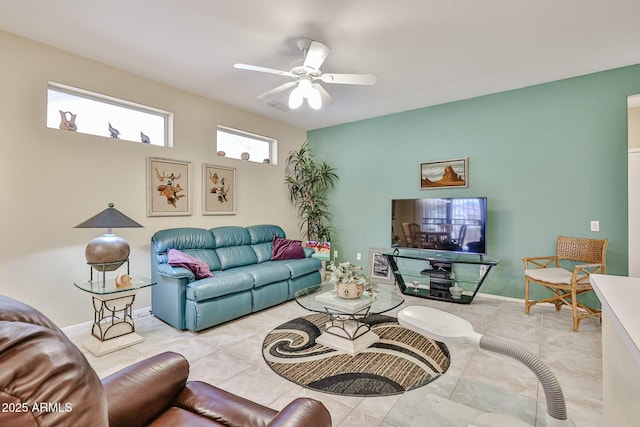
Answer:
[[168, 249, 213, 279], [271, 236, 305, 260]]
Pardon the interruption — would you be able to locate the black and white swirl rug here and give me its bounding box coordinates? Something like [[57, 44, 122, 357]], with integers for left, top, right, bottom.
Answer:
[[262, 313, 450, 397]]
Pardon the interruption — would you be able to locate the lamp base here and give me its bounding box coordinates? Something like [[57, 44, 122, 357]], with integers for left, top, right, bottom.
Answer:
[[85, 234, 130, 272]]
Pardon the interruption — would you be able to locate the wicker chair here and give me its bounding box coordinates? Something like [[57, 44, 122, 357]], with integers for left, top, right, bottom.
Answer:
[[402, 222, 434, 248], [402, 222, 419, 247], [522, 235, 608, 331]]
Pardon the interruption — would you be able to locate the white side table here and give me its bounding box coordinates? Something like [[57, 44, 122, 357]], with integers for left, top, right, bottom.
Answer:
[[74, 277, 155, 356]]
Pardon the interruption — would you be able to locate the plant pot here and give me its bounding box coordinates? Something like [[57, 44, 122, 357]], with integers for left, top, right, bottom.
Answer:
[[335, 281, 365, 299]]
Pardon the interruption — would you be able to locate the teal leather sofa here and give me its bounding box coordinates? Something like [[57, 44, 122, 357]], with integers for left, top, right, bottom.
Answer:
[[150, 225, 322, 331]]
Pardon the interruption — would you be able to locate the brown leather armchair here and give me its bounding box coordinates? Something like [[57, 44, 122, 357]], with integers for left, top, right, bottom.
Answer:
[[0, 295, 331, 427]]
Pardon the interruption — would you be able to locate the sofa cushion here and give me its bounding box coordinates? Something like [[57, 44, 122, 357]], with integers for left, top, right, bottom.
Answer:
[[239, 263, 292, 288], [210, 226, 251, 247], [168, 249, 213, 279], [276, 258, 323, 278], [152, 228, 216, 254], [252, 242, 273, 264], [272, 236, 305, 260], [186, 271, 254, 302], [216, 246, 259, 270], [247, 224, 285, 244]]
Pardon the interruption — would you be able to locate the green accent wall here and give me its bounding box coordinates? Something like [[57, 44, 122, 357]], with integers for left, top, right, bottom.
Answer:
[[308, 64, 640, 301]]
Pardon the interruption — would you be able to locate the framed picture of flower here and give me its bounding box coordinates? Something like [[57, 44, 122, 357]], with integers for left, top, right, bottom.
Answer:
[[203, 164, 236, 215], [147, 157, 192, 216]]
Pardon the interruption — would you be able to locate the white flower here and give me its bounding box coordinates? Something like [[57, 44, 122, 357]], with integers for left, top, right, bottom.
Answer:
[[327, 261, 370, 286]]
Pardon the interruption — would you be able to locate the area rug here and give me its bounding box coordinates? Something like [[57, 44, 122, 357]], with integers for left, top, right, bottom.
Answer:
[[262, 313, 450, 397]]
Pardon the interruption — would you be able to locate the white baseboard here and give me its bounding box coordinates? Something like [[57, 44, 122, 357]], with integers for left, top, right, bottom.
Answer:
[[475, 292, 524, 304], [61, 306, 152, 337]]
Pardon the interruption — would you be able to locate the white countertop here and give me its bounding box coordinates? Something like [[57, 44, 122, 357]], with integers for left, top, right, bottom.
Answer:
[[590, 274, 640, 368]]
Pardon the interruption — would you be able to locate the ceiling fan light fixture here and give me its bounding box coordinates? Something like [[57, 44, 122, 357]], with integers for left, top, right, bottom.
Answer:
[[288, 78, 322, 110], [288, 85, 304, 109], [236, 37, 376, 111], [298, 77, 314, 98], [308, 88, 322, 110]]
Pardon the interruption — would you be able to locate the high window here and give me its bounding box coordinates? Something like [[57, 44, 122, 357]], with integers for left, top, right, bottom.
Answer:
[[216, 125, 277, 164], [47, 82, 172, 147]]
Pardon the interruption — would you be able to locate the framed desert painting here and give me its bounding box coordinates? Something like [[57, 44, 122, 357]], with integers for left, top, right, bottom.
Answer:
[[420, 157, 468, 189], [147, 157, 192, 216], [203, 164, 236, 215]]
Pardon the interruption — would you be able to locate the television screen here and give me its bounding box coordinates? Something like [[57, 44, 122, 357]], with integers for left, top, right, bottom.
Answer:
[[392, 197, 487, 255]]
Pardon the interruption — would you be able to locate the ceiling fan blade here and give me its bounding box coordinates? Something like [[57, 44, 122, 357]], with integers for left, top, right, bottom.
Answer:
[[319, 73, 378, 85], [313, 83, 334, 106], [234, 63, 295, 78], [303, 41, 330, 71], [257, 81, 297, 100]]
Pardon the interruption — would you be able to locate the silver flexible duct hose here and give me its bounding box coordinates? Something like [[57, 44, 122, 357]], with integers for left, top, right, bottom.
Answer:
[[479, 335, 567, 421]]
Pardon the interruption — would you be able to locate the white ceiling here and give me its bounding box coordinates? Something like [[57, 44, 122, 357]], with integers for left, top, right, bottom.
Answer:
[[1, 1, 640, 131]]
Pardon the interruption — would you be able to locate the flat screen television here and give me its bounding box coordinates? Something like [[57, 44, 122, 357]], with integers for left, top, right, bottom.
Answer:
[[392, 197, 487, 255]]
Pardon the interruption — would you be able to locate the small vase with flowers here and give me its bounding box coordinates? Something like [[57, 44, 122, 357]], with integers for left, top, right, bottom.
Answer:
[[328, 261, 370, 299]]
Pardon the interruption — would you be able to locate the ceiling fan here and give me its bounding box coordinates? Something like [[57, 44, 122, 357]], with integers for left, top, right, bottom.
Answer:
[[234, 38, 377, 110]]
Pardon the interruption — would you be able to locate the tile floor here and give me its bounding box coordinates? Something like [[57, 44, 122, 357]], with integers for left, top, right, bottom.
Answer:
[[66, 292, 603, 427]]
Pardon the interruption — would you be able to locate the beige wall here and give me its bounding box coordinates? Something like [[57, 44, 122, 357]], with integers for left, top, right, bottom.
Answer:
[[0, 30, 306, 327]]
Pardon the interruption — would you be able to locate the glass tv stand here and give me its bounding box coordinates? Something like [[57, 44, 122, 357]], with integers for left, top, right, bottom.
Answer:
[[384, 250, 499, 304]]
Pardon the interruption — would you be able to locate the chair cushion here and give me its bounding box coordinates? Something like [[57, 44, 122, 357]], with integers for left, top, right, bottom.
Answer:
[[0, 296, 109, 427], [168, 249, 213, 279], [148, 407, 219, 427], [525, 267, 572, 285]]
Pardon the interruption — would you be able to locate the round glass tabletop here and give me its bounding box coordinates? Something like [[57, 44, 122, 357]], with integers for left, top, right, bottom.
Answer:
[[295, 282, 404, 315]]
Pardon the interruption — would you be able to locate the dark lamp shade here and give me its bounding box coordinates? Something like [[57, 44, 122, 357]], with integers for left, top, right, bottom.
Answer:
[[74, 203, 143, 271], [74, 203, 143, 229]]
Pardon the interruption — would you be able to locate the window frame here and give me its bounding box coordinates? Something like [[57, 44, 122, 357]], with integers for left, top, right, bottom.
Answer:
[[47, 81, 173, 147], [216, 125, 277, 165]]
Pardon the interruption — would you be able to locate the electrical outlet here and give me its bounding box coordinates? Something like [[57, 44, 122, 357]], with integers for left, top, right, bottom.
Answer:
[[590, 220, 600, 232], [356, 252, 362, 261], [333, 250, 338, 258]]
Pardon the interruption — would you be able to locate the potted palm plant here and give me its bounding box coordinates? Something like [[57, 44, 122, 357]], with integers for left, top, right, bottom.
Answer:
[[285, 141, 338, 241]]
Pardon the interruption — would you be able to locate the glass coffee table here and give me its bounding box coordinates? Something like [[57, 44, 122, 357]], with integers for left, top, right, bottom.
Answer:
[[295, 283, 405, 356]]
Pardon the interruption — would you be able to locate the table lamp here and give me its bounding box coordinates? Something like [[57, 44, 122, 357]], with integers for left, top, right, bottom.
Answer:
[[74, 203, 143, 272], [398, 306, 574, 427]]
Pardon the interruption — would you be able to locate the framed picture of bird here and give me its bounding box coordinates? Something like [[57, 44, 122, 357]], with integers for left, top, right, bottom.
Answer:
[[203, 164, 236, 215], [147, 157, 192, 216]]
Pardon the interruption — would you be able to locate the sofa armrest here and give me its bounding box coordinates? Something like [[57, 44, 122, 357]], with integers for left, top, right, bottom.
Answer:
[[102, 351, 189, 427], [175, 381, 277, 426], [303, 247, 315, 258], [158, 263, 195, 281], [267, 397, 332, 427]]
